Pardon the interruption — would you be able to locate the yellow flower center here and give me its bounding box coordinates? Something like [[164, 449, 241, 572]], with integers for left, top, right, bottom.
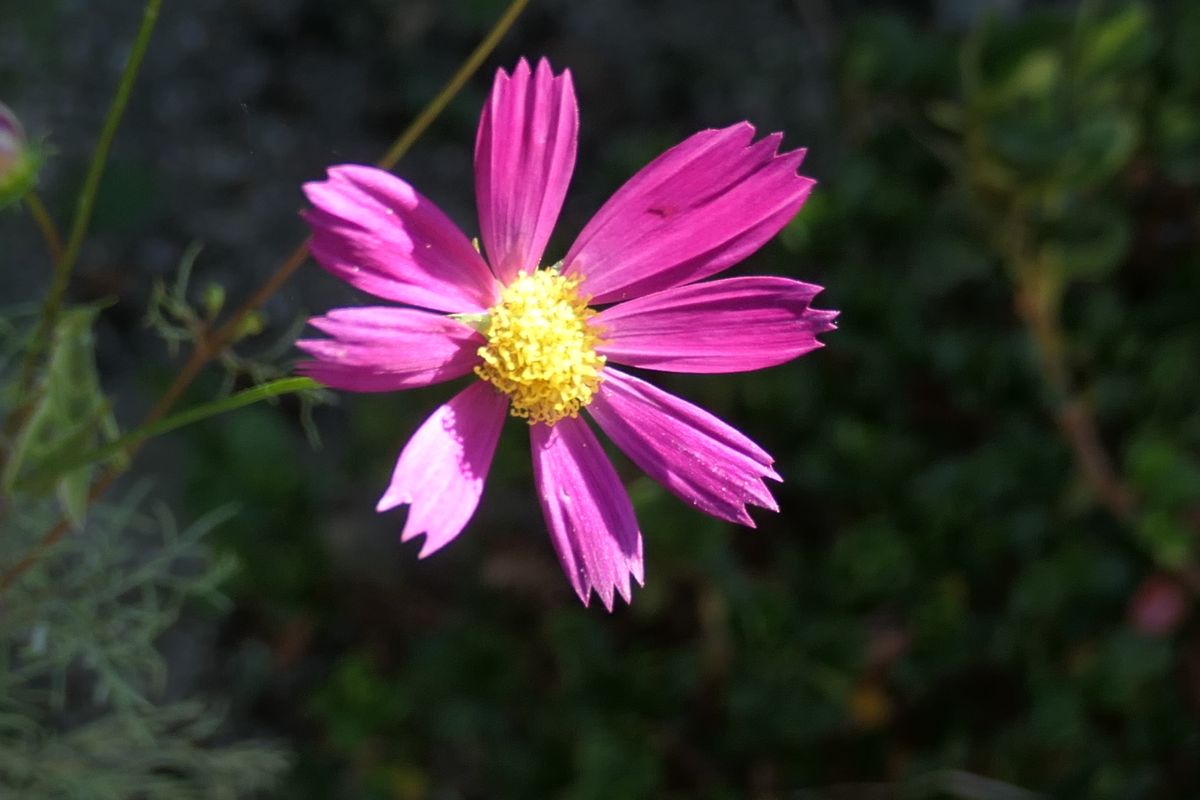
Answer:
[[474, 269, 606, 425]]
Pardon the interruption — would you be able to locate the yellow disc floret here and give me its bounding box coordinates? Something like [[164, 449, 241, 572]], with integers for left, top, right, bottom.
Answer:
[[475, 269, 606, 425]]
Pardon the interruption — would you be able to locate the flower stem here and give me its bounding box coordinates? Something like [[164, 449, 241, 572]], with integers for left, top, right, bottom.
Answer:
[[985, 187, 1137, 524], [145, 0, 532, 430], [0, 379, 318, 595], [23, 191, 64, 264], [15, 0, 163, 398], [0, 0, 531, 596], [16, 377, 318, 493], [378, 0, 531, 171], [1013, 278, 1136, 521], [0, 0, 162, 481]]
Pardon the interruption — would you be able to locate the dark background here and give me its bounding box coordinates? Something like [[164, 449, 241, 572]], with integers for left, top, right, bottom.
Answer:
[[3, 0, 1200, 797]]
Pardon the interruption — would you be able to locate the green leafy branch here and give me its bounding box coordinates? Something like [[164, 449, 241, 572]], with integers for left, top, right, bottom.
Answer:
[[0, 0, 533, 596], [8, 0, 164, 424]]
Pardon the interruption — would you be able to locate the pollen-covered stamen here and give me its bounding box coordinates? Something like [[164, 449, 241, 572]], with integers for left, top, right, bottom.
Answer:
[[475, 269, 606, 425]]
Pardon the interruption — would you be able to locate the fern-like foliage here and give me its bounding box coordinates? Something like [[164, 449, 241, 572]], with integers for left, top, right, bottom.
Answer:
[[0, 309, 291, 798]]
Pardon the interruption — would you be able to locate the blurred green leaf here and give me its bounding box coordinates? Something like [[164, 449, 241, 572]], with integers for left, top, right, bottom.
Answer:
[[1126, 433, 1200, 510], [16, 376, 319, 492], [234, 310, 265, 341], [985, 111, 1073, 177], [1154, 95, 1200, 182], [968, 13, 1070, 111], [1065, 113, 1139, 187], [828, 519, 915, 606], [1165, 0, 1200, 85], [1084, 629, 1172, 711], [202, 282, 225, 320], [996, 48, 1061, 103], [1076, 4, 1154, 80], [1038, 200, 1131, 282], [3, 306, 119, 525], [1135, 510, 1194, 569]]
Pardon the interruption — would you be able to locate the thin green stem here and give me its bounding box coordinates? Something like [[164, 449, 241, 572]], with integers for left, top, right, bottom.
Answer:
[[1002, 205, 1135, 520], [23, 191, 64, 264], [1013, 273, 1135, 520], [148, 0, 532, 429], [15, 378, 318, 493], [0, 379, 316, 595], [0, 0, 531, 597], [378, 0, 530, 170], [15, 0, 163, 399]]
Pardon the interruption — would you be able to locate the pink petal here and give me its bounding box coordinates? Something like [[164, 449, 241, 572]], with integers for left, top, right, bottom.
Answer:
[[475, 58, 578, 284], [304, 164, 498, 313], [530, 416, 644, 610], [564, 123, 815, 304], [587, 368, 780, 527], [377, 382, 508, 557], [595, 276, 838, 373], [296, 306, 484, 392]]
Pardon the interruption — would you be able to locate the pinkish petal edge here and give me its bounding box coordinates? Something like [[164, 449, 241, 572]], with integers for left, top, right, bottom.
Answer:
[[377, 382, 509, 557], [595, 276, 838, 373], [588, 368, 780, 526], [297, 306, 484, 392], [476, 57, 579, 284], [564, 123, 815, 304], [304, 164, 498, 313], [530, 416, 644, 610]]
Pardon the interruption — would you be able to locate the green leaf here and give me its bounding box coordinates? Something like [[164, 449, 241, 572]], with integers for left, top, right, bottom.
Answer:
[[4, 306, 120, 526], [827, 519, 915, 606], [995, 48, 1062, 103], [15, 377, 321, 491], [1166, 0, 1200, 85], [1063, 113, 1140, 188], [1076, 4, 1154, 81], [1125, 432, 1200, 510], [968, 13, 1070, 111], [926, 100, 965, 132], [1038, 201, 1132, 282], [1135, 509, 1194, 569], [233, 311, 265, 341], [202, 282, 226, 320], [1085, 629, 1172, 711], [1154, 95, 1200, 183], [986, 111, 1074, 177]]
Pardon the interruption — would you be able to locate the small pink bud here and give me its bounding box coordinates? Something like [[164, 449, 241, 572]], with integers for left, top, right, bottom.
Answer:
[[1129, 573, 1189, 636], [0, 102, 38, 207], [0, 102, 24, 174]]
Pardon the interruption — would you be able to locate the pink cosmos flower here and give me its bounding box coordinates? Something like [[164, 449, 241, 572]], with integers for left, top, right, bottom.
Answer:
[[298, 58, 836, 609]]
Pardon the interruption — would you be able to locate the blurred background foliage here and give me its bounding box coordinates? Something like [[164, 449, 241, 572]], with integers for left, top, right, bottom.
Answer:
[[2, 0, 1200, 797]]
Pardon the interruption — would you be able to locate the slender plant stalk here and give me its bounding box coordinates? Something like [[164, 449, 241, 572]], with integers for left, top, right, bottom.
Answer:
[[143, 0, 530, 429], [0, 466, 117, 595], [0, 0, 532, 596], [15, 0, 163, 400], [0, 380, 318, 594], [16, 378, 318, 493], [1013, 279, 1136, 521], [1, 0, 163, 481], [23, 192, 65, 264], [978, 166, 1138, 525], [990, 160, 1200, 595], [378, 0, 530, 171], [1011, 277, 1200, 594]]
